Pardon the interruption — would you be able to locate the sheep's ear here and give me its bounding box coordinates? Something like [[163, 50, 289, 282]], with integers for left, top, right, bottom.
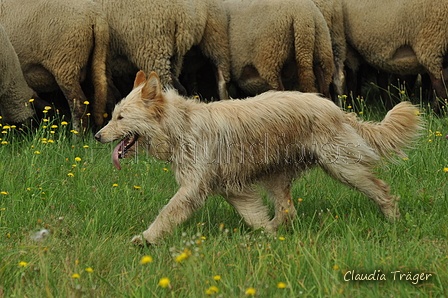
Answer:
[[133, 70, 146, 88], [141, 72, 163, 102]]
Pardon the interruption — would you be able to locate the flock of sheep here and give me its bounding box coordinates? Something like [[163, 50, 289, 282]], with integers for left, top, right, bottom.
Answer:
[[1, 0, 447, 131]]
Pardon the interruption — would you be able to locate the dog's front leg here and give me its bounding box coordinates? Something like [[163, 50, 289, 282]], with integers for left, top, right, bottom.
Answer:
[[131, 186, 206, 245]]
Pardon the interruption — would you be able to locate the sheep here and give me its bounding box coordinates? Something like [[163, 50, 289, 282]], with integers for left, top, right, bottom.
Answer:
[[0, 23, 34, 125], [0, 0, 111, 131], [95, 0, 231, 100], [312, 0, 346, 101], [342, 0, 448, 113], [224, 0, 334, 98]]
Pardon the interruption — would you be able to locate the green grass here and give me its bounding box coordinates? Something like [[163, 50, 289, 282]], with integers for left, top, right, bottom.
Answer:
[[0, 97, 447, 298]]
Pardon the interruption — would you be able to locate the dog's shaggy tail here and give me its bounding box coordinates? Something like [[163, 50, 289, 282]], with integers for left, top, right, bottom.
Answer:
[[345, 102, 423, 160]]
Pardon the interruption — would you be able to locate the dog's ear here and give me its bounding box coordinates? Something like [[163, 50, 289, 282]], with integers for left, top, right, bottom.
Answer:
[[134, 70, 147, 88], [141, 72, 163, 103]]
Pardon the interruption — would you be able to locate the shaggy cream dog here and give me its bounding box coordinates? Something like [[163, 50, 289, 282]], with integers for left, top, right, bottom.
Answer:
[[95, 71, 421, 245]]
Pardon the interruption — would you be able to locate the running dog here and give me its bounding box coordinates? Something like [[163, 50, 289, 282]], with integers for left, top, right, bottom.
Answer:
[[95, 71, 421, 245]]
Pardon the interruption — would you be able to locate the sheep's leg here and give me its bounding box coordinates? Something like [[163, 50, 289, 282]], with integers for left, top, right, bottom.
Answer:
[[171, 73, 187, 95], [59, 83, 89, 133], [427, 70, 448, 114], [314, 64, 331, 98], [216, 67, 228, 99], [132, 186, 207, 245]]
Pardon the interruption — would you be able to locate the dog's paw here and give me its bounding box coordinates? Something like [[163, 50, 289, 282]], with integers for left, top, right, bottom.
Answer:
[[131, 235, 155, 247], [131, 235, 145, 246]]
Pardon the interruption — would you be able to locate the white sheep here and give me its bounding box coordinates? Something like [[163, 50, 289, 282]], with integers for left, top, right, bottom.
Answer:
[[0, 0, 111, 130], [224, 0, 334, 98], [0, 23, 34, 125], [95, 0, 231, 100], [342, 0, 448, 112]]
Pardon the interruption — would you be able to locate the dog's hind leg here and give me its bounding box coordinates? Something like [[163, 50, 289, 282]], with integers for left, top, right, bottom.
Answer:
[[131, 186, 207, 245], [224, 189, 274, 234], [320, 161, 400, 221], [260, 173, 297, 231]]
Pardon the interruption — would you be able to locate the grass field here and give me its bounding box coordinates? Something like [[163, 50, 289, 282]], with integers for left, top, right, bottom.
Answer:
[[0, 95, 447, 297]]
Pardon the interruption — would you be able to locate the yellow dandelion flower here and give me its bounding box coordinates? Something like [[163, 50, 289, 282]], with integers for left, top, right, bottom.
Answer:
[[48, 140, 54, 143], [112, 183, 118, 187], [71, 130, 79, 134], [140, 255, 153, 264], [85, 267, 94, 273], [213, 275, 221, 281], [51, 125, 58, 128], [333, 265, 340, 270], [34, 151, 41, 154], [83, 145, 89, 148], [71, 273, 80, 279], [347, 105, 352, 109], [61, 121, 68, 125], [44, 106, 51, 110], [1, 131, 7, 134], [277, 282, 287, 289], [245, 288, 256, 295], [10, 125, 16, 128], [133, 185, 141, 189], [1, 141, 7, 144], [175, 249, 192, 263], [163, 168, 169, 172], [75, 157, 82, 162], [29, 98, 35, 102], [158, 277, 170, 288], [83, 101, 89, 105], [67, 173, 74, 177], [0, 191, 7, 195], [443, 168, 448, 172], [298, 198, 303, 202], [278, 237, 285, 241], [18, 261, 28, 267], [206, 286, 219, 294], [3, 125, 10, 129], [86, 113, 91, 116]]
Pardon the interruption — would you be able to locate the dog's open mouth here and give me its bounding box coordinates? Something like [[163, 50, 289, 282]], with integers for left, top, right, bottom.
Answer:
[[112, 134, 139, 170]]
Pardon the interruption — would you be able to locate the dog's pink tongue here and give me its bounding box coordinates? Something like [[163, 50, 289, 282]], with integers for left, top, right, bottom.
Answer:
[[112, 141, 124, 170]]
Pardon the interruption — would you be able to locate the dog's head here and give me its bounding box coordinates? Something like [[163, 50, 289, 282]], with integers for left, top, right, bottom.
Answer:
[[95, 71, 165, 169]]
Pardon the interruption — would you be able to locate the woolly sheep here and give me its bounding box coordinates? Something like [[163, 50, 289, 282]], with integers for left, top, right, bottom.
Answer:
[[312, 0, 346, 100], [342, 0, 448, 112], [0, 23, 34, 125], [95, 0, 231, 100], [224, 0, 334, 98], [0, 0, 111, 130]]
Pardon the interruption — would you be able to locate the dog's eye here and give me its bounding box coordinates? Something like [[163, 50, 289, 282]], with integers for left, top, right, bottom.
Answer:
[[117, 115, 123, 120]]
